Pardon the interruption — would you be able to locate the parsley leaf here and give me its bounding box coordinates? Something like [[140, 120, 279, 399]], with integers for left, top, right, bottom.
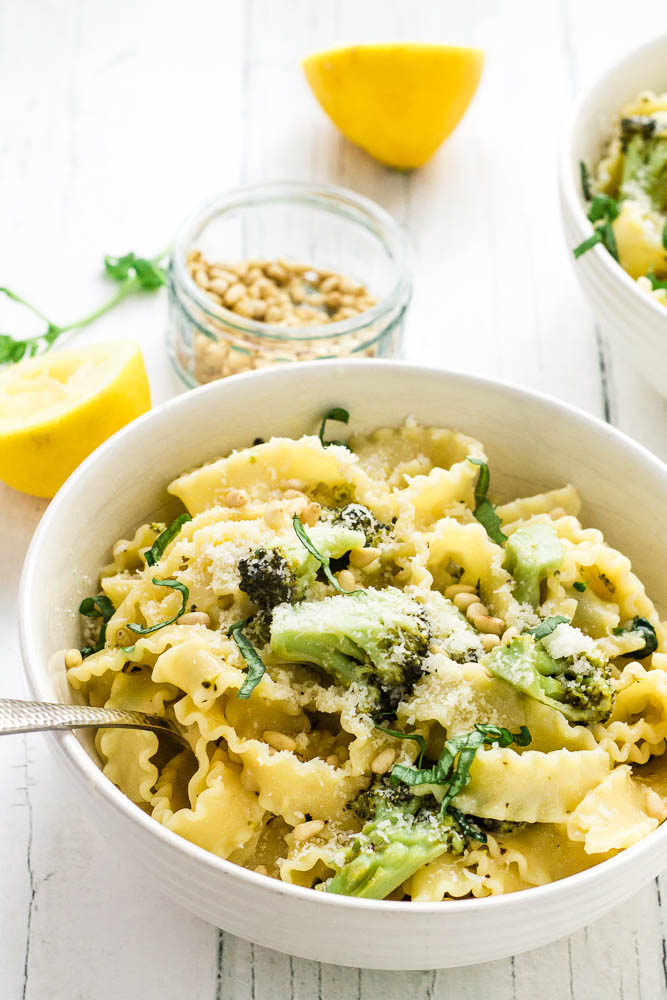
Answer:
[[230, 618, 267, 698], [144, 513, 192, 567], [104, 252, 167, 289], [292, 514, 363, 595], [374, 726, 427, 767], [525, 615, 570, 640], [318, 406, 350, 448], [126, 577, 189, 635], [467, 458, 507, 545]]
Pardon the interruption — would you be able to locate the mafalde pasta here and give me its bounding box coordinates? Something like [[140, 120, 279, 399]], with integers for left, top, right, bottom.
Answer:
[[65, 416, 667, 901]]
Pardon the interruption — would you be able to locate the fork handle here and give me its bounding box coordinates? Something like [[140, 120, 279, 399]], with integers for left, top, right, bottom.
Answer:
[[0, 697, 183, 743]]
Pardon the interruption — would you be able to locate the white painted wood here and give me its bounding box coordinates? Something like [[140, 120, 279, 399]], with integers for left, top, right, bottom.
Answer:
[[0, 0, 665, 995]]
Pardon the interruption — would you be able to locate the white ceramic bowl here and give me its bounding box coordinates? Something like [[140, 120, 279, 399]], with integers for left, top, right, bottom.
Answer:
[[559, 32, 667, 396], [19, 360, 667, 969]]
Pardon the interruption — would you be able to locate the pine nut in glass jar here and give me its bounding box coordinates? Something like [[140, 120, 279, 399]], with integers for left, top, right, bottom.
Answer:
[[166, 182, 412, 387]]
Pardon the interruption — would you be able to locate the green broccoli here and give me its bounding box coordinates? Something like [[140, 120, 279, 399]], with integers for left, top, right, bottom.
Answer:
[[238, 520, 366, 609], [269, 587, 430, 715], [325, 503, 391, 547], [503, 523, 563, 607], [619, 116, 667, 213], [327, 778, 465, 899], [482, 630, 613, 724]]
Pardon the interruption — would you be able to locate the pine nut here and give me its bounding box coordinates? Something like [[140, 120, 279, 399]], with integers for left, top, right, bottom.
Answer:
[[466, 602, 488, 621], [502, 627, 520, 643], [336, 569, 356, 591], [64, 648, 83, 668], [224, 282, 246, 306], [371, 748, 397, 774], [481, 633, 501, 651], [292, 819, 325, 842], [264, 501, 284, 531], [179, 611, 211, 627], [301, 501, 321, 527], [349, 547, 380, 568], [194, 268, 209, 289], [225, 488, 248, 508], [453, 592, 479, 612], [320, 275, 340, 293], [254, 865, 268, 875], [473, 616, 504, 636], [263, 730, 297, 753], [209, 278, 230, 296], [444, 584, 477, 599]]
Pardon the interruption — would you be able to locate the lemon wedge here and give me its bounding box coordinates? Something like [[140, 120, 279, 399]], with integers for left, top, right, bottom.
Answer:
[[0, 340, 151, 498], [302, 42, 484, 169]]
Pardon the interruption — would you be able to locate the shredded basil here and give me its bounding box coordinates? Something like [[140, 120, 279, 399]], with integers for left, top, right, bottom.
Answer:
[[525, 615, 570, 640], [126, 578, 189, 635], [374, 726, 427, 767], [573, 581, 587, 593], [573, 194, 619, 261], [447, 805, 488, 843], [230, 618, 267, 698], [663, 220, 667, 252], [145, 513, 192, 567], [467, 458, 507, 545], [579, 160, 592, 201], [613, 616, 658, 659], [318, 406, 350, 448], [647, 269, 667, 292], [78, 594, 115, 656], [292, 514, 363, 594], [391, 723, 531, 819]]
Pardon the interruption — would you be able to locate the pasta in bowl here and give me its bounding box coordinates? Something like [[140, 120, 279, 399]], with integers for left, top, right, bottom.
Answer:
[[66, 411, 666, 902], [18, 361, 667, 967]]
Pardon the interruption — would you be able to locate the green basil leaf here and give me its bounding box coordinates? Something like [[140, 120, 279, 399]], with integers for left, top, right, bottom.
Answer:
[[126, 578, 189, 635], [573, 581, 587, 592], [79, 594, 115, 621], [318, 406, 350, 448], [467, 459, 507, 545], [374, 726, 427, 767], [144, 513, 192, 567], [447, 805, 488, 843], [230, 618, 267, 699], [292, 514, 363, 595], [579, 160, 592, 201], [573, 230, 603, 259], [613, 616, 658, 659], [525, 615, 570, 640]]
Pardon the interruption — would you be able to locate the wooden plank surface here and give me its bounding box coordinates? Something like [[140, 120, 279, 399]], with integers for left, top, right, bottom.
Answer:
[[1, 1, 666, 997]]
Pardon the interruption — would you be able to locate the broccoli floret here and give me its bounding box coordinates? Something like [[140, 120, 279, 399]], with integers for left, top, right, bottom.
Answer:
[[327, 778, 465, 899], [238, 521, 366, 609], [619, 116, 667, 213], [482, 630, 613, 724], [503, 523, 564, 607], [269, 587, 430, 715], [326, 503, 391, 547]]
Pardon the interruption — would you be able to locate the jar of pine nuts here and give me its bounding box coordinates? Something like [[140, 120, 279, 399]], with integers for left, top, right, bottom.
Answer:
[[166, 182, 412, 386]]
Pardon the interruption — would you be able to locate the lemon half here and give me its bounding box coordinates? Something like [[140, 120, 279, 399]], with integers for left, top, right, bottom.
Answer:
[[303, 42, 484, 169], [0, 340, 151, 498]]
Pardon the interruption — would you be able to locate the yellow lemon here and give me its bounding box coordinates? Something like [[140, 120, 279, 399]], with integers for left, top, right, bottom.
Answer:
[[0, 340, 151, 498], [302, 42, 484, 169]]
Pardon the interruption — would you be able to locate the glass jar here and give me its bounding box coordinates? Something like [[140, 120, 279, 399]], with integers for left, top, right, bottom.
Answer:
[[166, 182, 412, 387]]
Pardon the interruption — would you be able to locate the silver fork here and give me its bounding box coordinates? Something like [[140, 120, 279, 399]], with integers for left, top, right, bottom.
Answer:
[[0, 697, 188, 746]]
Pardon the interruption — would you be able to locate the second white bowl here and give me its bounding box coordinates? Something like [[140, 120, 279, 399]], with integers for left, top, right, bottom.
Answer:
[[559, 32, 667, 395]]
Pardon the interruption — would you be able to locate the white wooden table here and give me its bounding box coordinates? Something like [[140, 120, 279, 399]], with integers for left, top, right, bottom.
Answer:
[[2, 1, 666, 997]]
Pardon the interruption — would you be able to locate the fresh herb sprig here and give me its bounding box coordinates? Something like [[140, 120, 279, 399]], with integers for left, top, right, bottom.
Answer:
[[374, 726, 427, 767], [318, 406, 350, 448], [78, 594, 115, 657], [467, 458, 507, 545], [391, 723, 531, 828], [126, 578, 189, 636], [292, 514, 363, 595], [229, 618, 267, 698], [0, 250, 168, 365], [573, 194, 619, 261], [145, 513, 192, 567], [525, 615, 570, 640]]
